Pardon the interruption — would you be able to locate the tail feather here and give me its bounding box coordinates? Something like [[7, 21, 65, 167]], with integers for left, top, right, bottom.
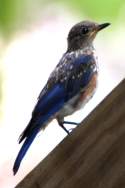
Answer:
[[13, 124, 40, 175], [18, 118, 34, 144], [13, 100, 64, 175], [13, 84, 65, 175]]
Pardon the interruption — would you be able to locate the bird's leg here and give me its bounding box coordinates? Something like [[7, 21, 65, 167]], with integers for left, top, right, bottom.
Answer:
[[63, 121, 79, 126], [57, 120, 70, 135], [57, 119, 79, 135], [59, 123, 70, 135], [63, 121, 79, 132]]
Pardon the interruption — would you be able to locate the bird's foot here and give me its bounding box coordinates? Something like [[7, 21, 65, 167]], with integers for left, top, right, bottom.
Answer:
[[59, 121, 79, 135]]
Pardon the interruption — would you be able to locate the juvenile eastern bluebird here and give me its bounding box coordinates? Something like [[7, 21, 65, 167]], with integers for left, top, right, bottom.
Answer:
[[13, 20, 110, 175]]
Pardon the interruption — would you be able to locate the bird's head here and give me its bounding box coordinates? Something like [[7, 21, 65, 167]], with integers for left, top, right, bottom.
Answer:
[[67, 20, 110, 52]]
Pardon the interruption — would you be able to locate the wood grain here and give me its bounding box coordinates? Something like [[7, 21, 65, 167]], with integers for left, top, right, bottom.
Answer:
[[16, 79, 125, 188]]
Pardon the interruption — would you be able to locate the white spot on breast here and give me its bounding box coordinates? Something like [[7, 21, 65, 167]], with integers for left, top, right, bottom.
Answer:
[[69, 65, 73, 70], [60, 79, 64, 83], [78, 74, 80, 78], [79, 72, 83, 76], [75, 51, 79, 58], [90, 65, 94, 69]]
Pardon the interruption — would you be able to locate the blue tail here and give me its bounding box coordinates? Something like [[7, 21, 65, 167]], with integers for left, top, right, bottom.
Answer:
[[13, 85, 65, 175], [13, 125, 39, 175]]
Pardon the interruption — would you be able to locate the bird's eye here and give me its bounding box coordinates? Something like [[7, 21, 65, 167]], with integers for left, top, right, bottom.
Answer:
[[81, 27, 89, 34]]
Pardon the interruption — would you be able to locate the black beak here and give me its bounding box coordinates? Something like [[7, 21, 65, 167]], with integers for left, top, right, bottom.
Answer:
[[97, 23, 111, 31]]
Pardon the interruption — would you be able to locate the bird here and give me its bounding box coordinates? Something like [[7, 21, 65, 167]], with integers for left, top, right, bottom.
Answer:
[[13, 20, 110, 175]]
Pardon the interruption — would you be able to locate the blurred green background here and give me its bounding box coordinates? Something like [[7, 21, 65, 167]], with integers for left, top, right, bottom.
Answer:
[[0, 0, 124, 36]]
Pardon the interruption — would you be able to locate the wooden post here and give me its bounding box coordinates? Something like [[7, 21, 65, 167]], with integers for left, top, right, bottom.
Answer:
[[16, 79, 125, 188]]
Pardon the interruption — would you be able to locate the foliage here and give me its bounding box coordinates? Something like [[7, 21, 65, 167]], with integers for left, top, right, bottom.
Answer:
[[0, 0, 124, 36], [61, 0, 125, 21]]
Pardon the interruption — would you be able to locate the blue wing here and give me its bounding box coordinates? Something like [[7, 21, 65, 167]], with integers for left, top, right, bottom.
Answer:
[[13, 53, 96, 175], [64, 54, 97, 100]]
